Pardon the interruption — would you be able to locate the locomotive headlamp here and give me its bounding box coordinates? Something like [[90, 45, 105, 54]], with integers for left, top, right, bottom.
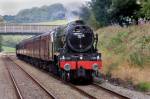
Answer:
[[97, 55, 100, 60], [61, 56, 65, 60], [92, 63, 99, 71], [80, 56, 83, 60], [64, 64, 71, 71]]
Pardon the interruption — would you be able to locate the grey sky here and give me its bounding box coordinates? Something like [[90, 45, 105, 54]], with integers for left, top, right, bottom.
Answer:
[[0, 0, 90, 15]]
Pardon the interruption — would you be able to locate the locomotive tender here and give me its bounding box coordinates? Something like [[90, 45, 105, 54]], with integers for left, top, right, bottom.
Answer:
[[16, 20, 102, 82]]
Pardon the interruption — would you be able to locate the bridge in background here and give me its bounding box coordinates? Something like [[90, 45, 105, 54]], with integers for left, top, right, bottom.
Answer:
[[0, 23, 59, 35]]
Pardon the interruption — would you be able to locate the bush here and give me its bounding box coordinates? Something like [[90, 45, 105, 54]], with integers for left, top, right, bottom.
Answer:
[[107, 32, 128, 53], [129, 52, 144, 67], [106, 63, 119, 79], [137, 36, 150, 50], [137, 82, 150, 92], [111, 37, 122, 46], [114, 44, 126, 53], [133, 36, 150, 66]]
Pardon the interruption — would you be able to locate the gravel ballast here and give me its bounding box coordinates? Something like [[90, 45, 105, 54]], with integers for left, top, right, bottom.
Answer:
[[0, 55, 17, 99], [5, 57, 51, 99], [12, 56, 89, 99], [98, 82, 150, 99]]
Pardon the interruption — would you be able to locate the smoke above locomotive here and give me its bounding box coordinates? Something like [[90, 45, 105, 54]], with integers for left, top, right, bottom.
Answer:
[[54, 20, 96, 53]]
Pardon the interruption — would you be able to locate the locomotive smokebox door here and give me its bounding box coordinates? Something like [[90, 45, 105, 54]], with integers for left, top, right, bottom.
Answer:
[[66, 25, 94, 53]]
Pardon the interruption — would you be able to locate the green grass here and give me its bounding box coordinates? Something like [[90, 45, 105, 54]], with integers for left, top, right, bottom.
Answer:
[[2, 46, 15, 52], [97, 24, 150, 84], [129, 52, 144, 67], [97, 24, 150, 67], [137, 82, 150, 92]]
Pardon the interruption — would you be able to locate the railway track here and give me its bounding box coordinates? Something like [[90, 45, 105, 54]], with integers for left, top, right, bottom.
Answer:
[[8, 56, 96, 99], [92, 83, 129, 99], [8, 55, 130, 99], [5, 61, 23, 99], [5, 56, 57, 99], [10, 56, 97, 99], [74, 84, 129, 99], [44, 68, 128, 99], [46, 66, 129, 99], [61, 80, 97, 99]]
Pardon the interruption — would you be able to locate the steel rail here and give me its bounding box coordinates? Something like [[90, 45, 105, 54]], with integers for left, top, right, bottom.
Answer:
[[65, 82, 97, 99], [92, 83, 130, 99], [4, 57, 24, 99], [9, 55, 97, 99], [7, 57, 57, 99], [47, 72, 97, 99]]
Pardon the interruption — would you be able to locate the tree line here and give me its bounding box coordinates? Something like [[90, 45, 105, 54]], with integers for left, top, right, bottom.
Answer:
[[79, 0, 150, 28], [0, 16, 3, 52], [3, 3, 66, 23]]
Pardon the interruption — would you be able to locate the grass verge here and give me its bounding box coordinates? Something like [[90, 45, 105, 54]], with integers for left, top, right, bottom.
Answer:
[[97, 24, 150, 85], [137, 82, 150, 92], [2, 46, 15, 52]]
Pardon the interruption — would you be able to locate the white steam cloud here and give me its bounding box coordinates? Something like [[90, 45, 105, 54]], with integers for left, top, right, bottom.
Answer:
[[64, 2, 83, 22]]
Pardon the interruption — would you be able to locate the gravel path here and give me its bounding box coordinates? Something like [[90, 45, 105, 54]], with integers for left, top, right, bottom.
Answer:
[[97, 82, 150, 99], [5, 57, 51, 99], [0, 55, 17, 99], [11, 56, 89, 99]]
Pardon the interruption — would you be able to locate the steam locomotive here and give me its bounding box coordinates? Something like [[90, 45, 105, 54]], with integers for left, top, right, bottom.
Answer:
[[16, 20, 102, 82]]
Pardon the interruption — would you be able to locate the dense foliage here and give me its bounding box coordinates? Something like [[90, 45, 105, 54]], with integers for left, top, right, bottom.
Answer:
[[0, 16, 4, 23], [0, 36, 2, 52], [2, 36, 32, 48], [90, 0, 112, 26], [110, 0, 140, 25], [3, 3, 66, 23], [79, 5, 100, 29], [0, 16, 4, 52], [80, 0, 150, 27], [140, 0, 150, 20]]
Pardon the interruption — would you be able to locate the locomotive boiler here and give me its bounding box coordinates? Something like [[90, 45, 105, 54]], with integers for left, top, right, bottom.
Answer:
[[16, 20, 102, 82]]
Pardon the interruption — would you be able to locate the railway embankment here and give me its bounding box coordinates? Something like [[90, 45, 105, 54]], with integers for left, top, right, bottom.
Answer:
[[97, 23, 150, 93]]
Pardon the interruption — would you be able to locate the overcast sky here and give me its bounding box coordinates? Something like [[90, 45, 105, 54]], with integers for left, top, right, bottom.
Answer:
[[0, 0, 90, 15]]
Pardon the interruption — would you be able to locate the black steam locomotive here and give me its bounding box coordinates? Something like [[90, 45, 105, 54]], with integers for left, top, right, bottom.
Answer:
[[16, 20, 102, 82]]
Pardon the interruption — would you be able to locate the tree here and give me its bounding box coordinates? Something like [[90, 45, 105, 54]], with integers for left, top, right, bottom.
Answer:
[[90, 0, 112, 26], [110, 0, 141, 25], [0, 16, 4, 52], [79, 5, 91, 21], [4, 3, 66, 23], [0, 36, 2, 52], [140, 0, 150, 20], [89, 0, 141, 26], [79, 5, 100, 29], [0, 16, 4, 23]]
